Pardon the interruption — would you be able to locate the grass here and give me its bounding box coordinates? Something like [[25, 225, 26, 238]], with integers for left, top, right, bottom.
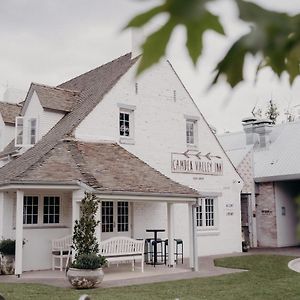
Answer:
[[1, 255, 300, 299]]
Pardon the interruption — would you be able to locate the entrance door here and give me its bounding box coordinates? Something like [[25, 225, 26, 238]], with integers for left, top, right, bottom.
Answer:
[[101, 201, 131, 240]]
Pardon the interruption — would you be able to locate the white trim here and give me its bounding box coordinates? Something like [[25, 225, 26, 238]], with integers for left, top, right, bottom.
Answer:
[[117, 103, 136, 111], [0, 192, 4, 239], [97, 194, 198, 203], [15, 190, 24, 276]]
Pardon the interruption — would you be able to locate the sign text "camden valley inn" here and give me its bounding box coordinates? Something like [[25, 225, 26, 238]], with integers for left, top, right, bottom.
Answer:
[[171, 151, 223, 176]]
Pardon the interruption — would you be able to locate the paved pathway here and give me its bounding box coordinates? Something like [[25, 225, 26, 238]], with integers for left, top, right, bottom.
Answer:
[[0, 247, 299, 289]]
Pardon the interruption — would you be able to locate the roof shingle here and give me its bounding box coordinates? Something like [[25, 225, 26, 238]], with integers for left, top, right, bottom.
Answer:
[[14, 140, 198, 196], [0, 102, 22, 125]]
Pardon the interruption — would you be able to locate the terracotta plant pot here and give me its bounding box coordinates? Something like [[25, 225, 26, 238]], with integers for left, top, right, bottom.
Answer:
[[66, 267, 104, 289], [0, 255, 15, 275]]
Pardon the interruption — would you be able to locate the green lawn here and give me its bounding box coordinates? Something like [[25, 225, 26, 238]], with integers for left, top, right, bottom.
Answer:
[[1, 255, 300, 300]]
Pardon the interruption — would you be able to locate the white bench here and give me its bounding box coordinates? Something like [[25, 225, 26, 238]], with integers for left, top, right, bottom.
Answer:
[[99, 237, 144, 272], [51, 235, 72, 271]]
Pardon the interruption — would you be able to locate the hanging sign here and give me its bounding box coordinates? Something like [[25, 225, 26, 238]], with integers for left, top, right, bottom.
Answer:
[[171, 150, 223, 176]]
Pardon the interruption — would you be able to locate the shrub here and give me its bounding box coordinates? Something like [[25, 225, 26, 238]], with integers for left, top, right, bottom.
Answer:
[[71, 253, 106, 270], [0, 239, 15, 256], [71, 192, 106, 269]]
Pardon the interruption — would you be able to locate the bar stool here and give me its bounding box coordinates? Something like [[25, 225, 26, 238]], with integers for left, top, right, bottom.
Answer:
[[164, 239, 184, 264], [144, 238, 153, 263]]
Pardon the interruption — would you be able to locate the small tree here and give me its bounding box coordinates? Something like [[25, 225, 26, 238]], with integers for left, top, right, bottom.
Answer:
[[265, 100, 279, 124], [72, 192, 100, 259]]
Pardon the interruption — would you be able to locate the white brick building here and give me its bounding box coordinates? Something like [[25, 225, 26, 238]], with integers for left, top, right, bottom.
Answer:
[[0, 53, 243, 274]]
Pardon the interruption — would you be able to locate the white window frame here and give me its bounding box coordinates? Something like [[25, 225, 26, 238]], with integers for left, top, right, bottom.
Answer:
[[196, 197, 218, 231], [185, 115, 199, 149], [118, 104, 135, 145], [43, 196, 61, 224], [15, 116, 38, 147], [22, 194, 62, 228]]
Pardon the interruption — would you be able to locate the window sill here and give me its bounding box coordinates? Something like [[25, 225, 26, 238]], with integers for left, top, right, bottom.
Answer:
[[119, 137, 135, 145], [197, 229, 220, 236], [186, 144, 198, 150], [20, 225, 69, 230]]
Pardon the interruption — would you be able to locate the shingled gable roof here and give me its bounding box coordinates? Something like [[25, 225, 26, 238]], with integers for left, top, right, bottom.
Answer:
[[24, 83, 80, 113], [0, 102, 22, 125], [12, 139, 198, 196], [0, 53, 138, 182]]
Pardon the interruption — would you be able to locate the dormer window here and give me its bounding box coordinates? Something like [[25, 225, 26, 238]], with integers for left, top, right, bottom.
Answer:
[[15, 117, 38, 146]]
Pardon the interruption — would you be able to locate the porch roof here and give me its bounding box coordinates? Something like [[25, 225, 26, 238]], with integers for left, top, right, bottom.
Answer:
[[0, 139, 199, 197]]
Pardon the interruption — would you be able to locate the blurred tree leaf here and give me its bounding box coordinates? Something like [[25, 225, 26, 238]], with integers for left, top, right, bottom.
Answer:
[[125, 0, 224, 74], [126, 0, 300, 87]]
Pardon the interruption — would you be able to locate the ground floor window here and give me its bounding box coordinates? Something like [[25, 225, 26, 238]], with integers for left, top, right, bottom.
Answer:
[[102, 201, 129, 233], [22, 195, 61, 225], [43, 196, 60, 224], [196, 198, 217, 230], [23, 196, 39, 225]]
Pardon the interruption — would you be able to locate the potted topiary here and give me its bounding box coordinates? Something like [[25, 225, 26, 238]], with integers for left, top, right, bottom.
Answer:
[[67, 193, 106, 289], [0, 239, 16, 275]]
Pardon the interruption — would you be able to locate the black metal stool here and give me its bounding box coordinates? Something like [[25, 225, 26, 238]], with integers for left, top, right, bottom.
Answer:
[[145, 238, 164, 265], [164, 239, 184, 264]]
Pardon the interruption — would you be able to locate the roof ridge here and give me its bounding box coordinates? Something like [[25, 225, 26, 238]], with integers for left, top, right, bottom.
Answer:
[[0, 101, 22, 107], [57, 52, 132, 90], [66, 140, 100, 189], [32, 82, 80, 94]]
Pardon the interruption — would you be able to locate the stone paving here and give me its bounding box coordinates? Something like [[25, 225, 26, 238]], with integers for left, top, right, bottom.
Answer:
[[0, 247, 299, 289]]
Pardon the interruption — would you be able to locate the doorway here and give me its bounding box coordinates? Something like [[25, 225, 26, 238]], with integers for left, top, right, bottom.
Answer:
[[101, 201, 131, 240]]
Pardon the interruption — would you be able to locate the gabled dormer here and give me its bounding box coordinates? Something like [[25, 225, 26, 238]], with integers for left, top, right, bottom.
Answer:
[[14, 83, 80, 148]]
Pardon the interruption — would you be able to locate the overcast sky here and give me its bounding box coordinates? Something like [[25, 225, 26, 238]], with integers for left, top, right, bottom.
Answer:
[[0, 0, 299, 132]]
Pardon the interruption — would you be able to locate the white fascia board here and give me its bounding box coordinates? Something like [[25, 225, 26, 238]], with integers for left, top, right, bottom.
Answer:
[[96, 193, 198, 203], [0, 183, 81, 191]]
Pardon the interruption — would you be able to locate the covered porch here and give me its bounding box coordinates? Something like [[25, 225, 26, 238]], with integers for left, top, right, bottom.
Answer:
[[0, 183, 200, 276]]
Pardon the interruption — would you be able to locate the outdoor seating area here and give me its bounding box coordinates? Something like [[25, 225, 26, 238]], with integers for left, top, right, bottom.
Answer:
[[144, 229, 184, 267]]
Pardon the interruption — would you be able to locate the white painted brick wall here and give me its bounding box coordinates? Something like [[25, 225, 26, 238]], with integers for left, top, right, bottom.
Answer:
[[75, 60, 242, 256]]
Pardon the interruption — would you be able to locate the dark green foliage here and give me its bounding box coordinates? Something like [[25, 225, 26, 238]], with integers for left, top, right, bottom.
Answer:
[[0, 239, 16, 256], [71, 253, 106, 270], [126, 0, 300, 88], [72, 192, 105, 269]]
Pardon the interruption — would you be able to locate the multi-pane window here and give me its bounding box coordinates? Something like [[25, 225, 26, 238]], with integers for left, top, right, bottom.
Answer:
[[196, 198, 216, 229], [30, 118, 37, 145], [117, 202, 129, 232], [43, 196, 60, 224], [15, 117, 38, 146], [102, 201, 114, 233], [186, 120, 197, 145], [23, 196, 39, 224], [119, 111, 130, 137]]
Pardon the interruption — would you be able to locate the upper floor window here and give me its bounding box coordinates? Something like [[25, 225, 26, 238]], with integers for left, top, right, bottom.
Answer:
[[186, 119, 197, 146], [15, 117, 38, 146], [118, 104, 136, 144], [196, 198, 217, 230], [120, 111, 131, 137]]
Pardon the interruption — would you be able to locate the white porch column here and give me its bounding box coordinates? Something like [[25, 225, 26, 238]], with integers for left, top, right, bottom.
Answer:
[[96, 201, 101, 246], [192, 203, 199, 271], [72, 190, 83, 234], [15, 190, 24, 276], [167, 203, 175, 267], [0, 192, 4, 239], [188, 202, 194, 269]]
